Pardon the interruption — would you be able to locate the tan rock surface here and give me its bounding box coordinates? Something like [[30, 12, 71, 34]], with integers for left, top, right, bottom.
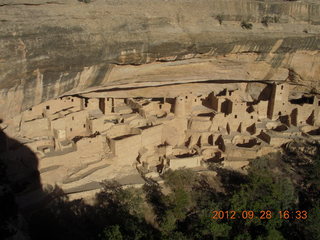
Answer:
[[0, 0, 320, 119]]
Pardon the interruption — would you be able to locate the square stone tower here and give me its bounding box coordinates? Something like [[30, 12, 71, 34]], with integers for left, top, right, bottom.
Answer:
[[267, 83, 290, 120]]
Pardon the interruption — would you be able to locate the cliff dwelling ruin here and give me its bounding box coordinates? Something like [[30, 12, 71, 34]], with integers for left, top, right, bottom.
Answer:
[[1, 81, 320, 201], [1, 0, 320, 238]]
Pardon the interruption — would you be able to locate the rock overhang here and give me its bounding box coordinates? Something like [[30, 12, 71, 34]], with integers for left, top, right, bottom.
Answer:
[[0, 0, 320, 119]]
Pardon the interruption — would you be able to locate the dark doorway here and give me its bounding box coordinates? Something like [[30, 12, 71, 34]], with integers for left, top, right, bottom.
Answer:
[[99, 98, 105, 114], [290, 108, 298, 126], [208, 135, 214, 145]]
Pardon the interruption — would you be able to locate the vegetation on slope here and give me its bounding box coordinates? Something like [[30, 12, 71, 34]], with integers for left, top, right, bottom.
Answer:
[[2, 140, 320, 240]]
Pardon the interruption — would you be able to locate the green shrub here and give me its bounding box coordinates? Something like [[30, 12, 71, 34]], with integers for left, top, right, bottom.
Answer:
[[101, 225, 123, 240], [241, 21, 253, 30], [216, 15, 224, 25], [261, 16, 273, 27], [261, 16, 281, 26], [274, 16, 280, 23], [78, 0, 91, 3]]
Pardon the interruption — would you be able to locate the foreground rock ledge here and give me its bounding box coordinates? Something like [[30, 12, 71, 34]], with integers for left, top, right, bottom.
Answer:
[[0, 0, 320, 119]]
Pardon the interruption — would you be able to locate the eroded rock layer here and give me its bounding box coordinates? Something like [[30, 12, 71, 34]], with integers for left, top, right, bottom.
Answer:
[[0, 0, 320, 119]]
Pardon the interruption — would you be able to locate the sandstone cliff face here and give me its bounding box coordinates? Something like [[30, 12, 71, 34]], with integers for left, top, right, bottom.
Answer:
[[0, 0, 319, 119]]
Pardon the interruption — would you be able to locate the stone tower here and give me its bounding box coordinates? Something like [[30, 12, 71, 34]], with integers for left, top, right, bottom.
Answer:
[[174, 96, 186, 117], [267, 83, 290, 120]]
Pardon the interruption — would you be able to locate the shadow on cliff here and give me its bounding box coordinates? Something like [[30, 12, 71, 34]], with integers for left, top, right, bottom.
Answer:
[[0, 122, 159, 239], [0, 123, 43, 209], [0, 121, 42, 239]]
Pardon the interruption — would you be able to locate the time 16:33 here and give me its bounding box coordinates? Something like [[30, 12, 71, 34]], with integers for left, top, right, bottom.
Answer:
[[211, 210, 308, 220]]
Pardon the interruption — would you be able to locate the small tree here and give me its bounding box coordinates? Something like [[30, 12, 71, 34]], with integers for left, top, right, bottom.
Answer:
[[101, 225, 123, 240], [241, 21, 253, 30], [261, 16, 273, 27], [274, 16, 280, 23], [216, 15, 224, 25]]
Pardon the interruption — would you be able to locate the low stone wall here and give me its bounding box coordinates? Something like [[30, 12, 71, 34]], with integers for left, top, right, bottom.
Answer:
[[169, 155, 202, 170]]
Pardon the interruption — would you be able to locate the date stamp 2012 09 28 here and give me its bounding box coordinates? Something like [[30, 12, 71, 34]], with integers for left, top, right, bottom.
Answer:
[[211, 210, 308, 220]]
